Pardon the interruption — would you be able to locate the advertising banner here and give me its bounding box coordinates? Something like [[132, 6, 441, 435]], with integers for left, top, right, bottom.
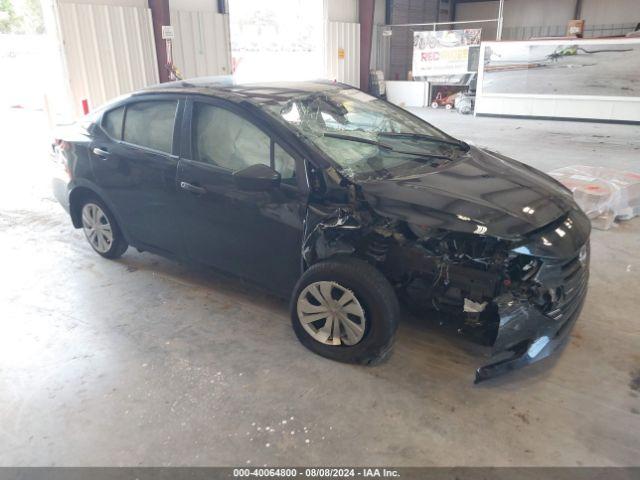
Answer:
[[412, 29, 481, 76]]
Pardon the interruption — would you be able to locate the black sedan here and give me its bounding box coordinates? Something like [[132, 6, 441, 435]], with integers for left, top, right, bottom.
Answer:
[[52, 79, 590, 382]]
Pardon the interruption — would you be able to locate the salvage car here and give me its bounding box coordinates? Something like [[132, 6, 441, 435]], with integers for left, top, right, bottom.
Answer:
[[51, 79, 590, 382]]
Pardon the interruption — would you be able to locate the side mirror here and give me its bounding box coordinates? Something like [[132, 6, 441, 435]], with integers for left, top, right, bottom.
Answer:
[[233, 163, 281, 191]]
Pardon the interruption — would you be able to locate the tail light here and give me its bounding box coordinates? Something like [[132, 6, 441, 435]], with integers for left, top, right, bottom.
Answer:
[[51, 139, 72, 180]]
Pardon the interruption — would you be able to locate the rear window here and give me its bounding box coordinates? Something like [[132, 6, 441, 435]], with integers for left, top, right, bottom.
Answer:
[[123, 100, 178, 154]]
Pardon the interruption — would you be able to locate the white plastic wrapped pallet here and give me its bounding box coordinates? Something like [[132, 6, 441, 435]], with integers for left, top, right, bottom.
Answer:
[[548, 165, 640, 230]]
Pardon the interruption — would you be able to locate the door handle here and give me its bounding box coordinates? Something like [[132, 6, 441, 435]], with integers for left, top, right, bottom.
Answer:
[[180, 181, 207, 195], [92, 147, 110, 158]]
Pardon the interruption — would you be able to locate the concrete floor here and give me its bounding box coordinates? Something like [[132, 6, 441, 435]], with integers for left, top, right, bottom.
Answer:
[[1, 107, 639, 467]]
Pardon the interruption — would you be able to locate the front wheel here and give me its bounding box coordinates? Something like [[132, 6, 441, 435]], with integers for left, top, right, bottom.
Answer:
[[80, 197, 128, 259], [291, 257, 399, 365]]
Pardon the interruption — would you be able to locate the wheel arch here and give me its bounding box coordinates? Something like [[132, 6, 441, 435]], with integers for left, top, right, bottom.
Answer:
[[68, 186, 132, 243], [69, 186, 98, 228]]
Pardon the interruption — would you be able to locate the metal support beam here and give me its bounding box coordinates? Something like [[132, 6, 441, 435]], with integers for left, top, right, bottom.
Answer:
[[574, 0, 583, 19], [388, 18, 498, 28], [148, 0, 171, 83], [385, 0, 392, 25], [359, 0, 375, 92], [451, 0, 458, 26], [496, 0, 504, 40]]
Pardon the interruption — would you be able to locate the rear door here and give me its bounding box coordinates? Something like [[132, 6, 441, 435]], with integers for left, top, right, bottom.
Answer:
[[91, 95, 184, 255], [176, 98, 307, 296]]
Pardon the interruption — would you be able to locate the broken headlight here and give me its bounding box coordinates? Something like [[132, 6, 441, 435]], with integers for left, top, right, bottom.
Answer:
[[521, 258, 541, 282], [507, 254, 541, 284]]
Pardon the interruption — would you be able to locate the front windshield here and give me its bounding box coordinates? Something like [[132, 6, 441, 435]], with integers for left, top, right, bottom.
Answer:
[[268, 88, 465, 181]]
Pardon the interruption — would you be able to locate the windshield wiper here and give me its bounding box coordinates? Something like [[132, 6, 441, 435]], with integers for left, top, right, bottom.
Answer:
[[378, 132, 469, 151], [322, 133, 453, 161], [323, 132, 393, 149]]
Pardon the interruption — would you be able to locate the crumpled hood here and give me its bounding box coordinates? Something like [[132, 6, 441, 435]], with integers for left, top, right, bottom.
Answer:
[[358, 146, 578, 241]]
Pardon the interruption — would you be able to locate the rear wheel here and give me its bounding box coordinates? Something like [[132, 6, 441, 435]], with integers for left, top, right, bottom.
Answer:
[[80, 198, 128, 259], [431, 101, 439, 109], [291, 257, 399, 365]]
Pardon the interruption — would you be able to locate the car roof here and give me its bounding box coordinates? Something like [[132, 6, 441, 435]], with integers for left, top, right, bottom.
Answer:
[[137, 77, 350, 108]]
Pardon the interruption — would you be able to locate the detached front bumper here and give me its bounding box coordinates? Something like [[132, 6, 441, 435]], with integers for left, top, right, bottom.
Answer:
[[474, 292, 585, 383], [475, 243, 589, 383]]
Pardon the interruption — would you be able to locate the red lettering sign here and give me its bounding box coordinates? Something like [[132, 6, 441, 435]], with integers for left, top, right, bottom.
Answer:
[[421, 52, 440, 62]]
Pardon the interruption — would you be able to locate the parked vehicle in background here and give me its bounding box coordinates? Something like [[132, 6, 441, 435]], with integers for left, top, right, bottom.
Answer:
[[52, 79, 590, 382]]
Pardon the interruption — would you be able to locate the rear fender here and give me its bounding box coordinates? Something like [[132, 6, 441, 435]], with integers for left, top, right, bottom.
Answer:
[[68, 181, 133, 243]]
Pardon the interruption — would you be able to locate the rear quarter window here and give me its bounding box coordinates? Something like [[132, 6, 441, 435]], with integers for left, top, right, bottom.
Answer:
[[123, 100, 178, 154], [102, 106, 125, 140]]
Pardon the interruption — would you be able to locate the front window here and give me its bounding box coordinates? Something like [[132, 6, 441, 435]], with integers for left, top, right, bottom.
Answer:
[[192, 103, 298, 185], [193, 103, 271, 171], [268, 88, 466, 181]]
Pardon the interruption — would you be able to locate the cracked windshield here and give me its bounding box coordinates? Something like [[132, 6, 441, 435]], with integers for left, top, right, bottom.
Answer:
[[271, 89, 468, 181]]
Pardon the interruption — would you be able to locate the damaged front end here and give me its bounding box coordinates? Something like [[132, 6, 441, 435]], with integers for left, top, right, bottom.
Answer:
[[473, 211, 591, 382], [302, 181, 591, 382]]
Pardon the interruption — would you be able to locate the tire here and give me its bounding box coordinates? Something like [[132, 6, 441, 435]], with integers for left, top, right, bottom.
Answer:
[[79, 196, 128, 259], [291, 257, 400, 365], [445, 104, 453, 110], [431, 102, 439, 109]]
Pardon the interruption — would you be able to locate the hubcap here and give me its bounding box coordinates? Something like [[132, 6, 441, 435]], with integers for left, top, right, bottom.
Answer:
[[297, 281, 367, 346], [81, 203, 113, 253]]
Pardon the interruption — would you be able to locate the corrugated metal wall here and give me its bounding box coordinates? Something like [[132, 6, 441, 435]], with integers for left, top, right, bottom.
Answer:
[[56, 2, 159, 116], [326, 0, 358, 22], [325, 21, 360, 88], [170, 10, 231, 79], [501, 23, 638, 40]]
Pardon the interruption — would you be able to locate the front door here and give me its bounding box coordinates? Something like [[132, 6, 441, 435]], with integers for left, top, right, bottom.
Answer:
[[176, 99, 306, 296], [91, 97, 183, 255]]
